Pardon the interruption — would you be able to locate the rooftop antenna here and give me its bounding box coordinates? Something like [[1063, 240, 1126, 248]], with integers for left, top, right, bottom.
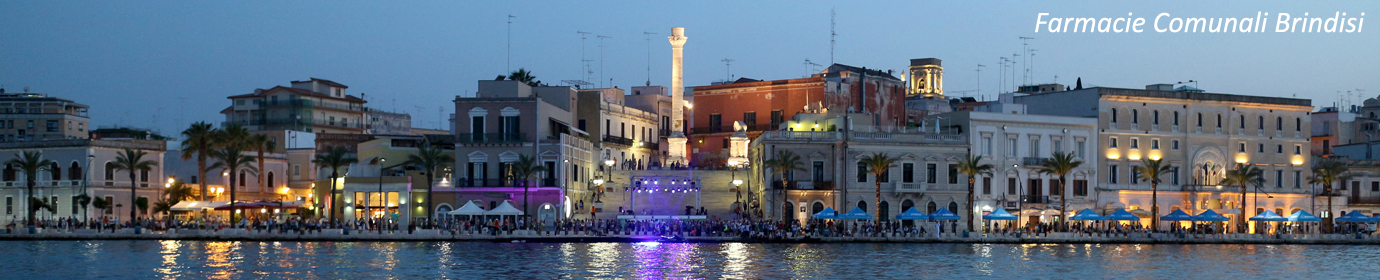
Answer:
[[997, 57, 1007, 94], [438, 105, 445, 130], [975, 64, 984, 99], [804, 59, 822, 77], [598, 35, 612, 88], [561, 79, 593, 89], [830, 8, 837, 65], [721, 58, 735, 83], [1028, 49, 1038, 85], [643, 31, 657, 86], [1010, 53, 1020, 91], [1019, 37, 1034, 85], [507, 15, 517, 73], [577, 31, 591, 84]]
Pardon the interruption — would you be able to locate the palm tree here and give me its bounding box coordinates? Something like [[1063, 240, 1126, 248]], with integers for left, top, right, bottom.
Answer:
[[313, 146, 357, 222], [209, 125, 256, 225], [511, 155, 549, 216], [181, 122, 217, 200], [1220, 163, 1264, 233], [765, 150, 805, 221], [859, 153, 898, 224], [6, 151, 53, 229], [134, 197, 149, 218], [404, 145, 454, 221], [112, 148, 159, 221], [506, 68, 541, 87], [1038, 152, 1083, 231], [1309, 159, 1350, 232], [1134, 158, 1172, 230], [92, 196, 108, 217], [958, 154, 995, 231], [250, 133, 276, 198]]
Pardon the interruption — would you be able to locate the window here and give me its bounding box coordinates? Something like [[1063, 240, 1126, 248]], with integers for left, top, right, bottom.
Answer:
[[293, 165, 301, 176], [1276, 116, 1283, 130], [856, 162, 867, 183], [1275, 170, 1283, 188], [1050, 179, 1062, 196], [813, 161, 825, 182], [4, 196, 9, 214], [1007, 138, 1018, 157], [743, 112, 756, 125], [1052, 139, 1063, 154], [947, 164, 959, 184], [238, 171, 245, 187], [1109, 165, 1118, 184], [1296, 171, 1303, 188], [709, 114, 722, 132], [577, 119, 586, 131], [1197, 113, 1203, 127], [1132, 109, 1138, 124], [140, 169, 148, 182], [1295, 145, 1302, 155], [104, 196, 113, 214], [1008, 178, 1017, 195], [1172, 140, 1180, 150], [878, 165, 890, 183], [982, 136, 992, 156], [1239, 143, 1246, 153], [1277, 145, 1283, 154], [770, 110, 784, 128], [982, 177, 992, 194], [27, 120, 34, 129], [1153, 110, 1160, 124], [1296, 117, 1302, 131], [903, 163, 914, 183], [46, 120, 58, 132], [1258, 116, 1265, 129], [1152, 139, 1160, 150], [1258, 143, 1264, 153], [1372, 181, 1378, 192], [1111, 108, 1118, 123], [1132, 168, 1141, 184], [1029, 139, 1040, 157], [1130, 139, 1139, 149], [1109, 137, 1118, 148], [1073, 180, 1088, 196], [1173, 111, 1180, 125], [1172, 167, 1180, 185], [926, 163, 937, 184], [1216, 114, 1222, 128], [1239, 114, 1246, 129], [1076, 140, 1086, 158]]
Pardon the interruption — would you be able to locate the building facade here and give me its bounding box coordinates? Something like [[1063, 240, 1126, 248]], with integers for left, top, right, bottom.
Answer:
[[0, 139, 166, 223], [0, 92, 90, 142], [222, 78, 368, 134]]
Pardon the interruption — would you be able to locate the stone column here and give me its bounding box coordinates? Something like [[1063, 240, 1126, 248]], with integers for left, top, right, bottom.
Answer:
[[667, 27, 689, 166]]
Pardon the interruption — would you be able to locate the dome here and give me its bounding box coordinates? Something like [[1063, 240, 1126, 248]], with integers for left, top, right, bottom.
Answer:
[[1365, 98, 1380, 107]]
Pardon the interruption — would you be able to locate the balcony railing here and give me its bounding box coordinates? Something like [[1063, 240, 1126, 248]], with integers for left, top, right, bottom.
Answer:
[[1022, 157, 1050, 166], [456, 133, 526, 144], [455, 178, 555, 188], [1350, 196, 1380, 205], [603, 135, 634, 146], [1022, 195, 1050, 204]]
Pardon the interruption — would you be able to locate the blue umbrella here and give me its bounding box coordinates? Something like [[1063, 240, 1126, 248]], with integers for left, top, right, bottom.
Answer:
[[1161, 209, 1194, 222], [1193, 209, 1230, 222], [929, 208, 961, 221], [837, 207, 874, 220], [1070, 208, 1108, 221], [1105, 208, 1142, 221], [1335, 211, 1370, 223], [812, 207, 839, 219], [1285, 210, 1322, 222], [983, 208, 1019, 221], [1248, 210, 1287, 222], [895, 207, 930, 220]]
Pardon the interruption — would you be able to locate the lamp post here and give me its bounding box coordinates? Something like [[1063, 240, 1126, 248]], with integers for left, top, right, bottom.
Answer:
[[376, 157, 386, 234], [603, 159, 615, 204], [728, 160, 741, 202], [82, 154, 93, 221]]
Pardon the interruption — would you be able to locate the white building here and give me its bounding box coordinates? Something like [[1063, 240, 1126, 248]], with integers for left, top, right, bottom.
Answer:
[[0, 139, 167, 223]]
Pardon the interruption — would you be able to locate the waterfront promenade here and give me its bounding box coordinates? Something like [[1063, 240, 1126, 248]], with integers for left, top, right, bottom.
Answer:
[[5, 229, 1380, 245]]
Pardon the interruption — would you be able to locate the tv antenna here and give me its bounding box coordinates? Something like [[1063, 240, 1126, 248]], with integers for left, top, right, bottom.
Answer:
[[561, 80, 593, 89], [598, 35, 612, 88], [721, 58, 735, 82], [830, 8, 837, 65], [975, 64, 984, 99], [643, 31, 657, 86], [507, 15, 516, 73], [1028, 49, 1038, 84], [804, 59, 822, 77], [1019, 36, 1034, 85], [577, 31, 591, 84]]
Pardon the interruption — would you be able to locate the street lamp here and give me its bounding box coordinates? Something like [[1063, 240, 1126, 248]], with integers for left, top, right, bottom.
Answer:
[[375, 157, 386, 234]]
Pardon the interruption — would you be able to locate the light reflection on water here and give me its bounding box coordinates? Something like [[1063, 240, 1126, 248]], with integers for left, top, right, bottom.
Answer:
[[3, 241, 1380, 279]]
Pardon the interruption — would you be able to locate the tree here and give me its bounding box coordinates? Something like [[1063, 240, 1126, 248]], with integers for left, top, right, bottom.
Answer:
[[506, 68, 542, 87], [1134, 158, 1173, 230], [404, 145, 454, 221], [764, 150, 805, 221], [313, 146, 357, 222], [30, 197, 54, 218], [74, 193, 91, 220], [112, 148, 159, 221], [1038, 152, 1083, 231], [249, 133, 276, 198], [7, 151, 54, 228], [134, 197, 149, 218], [1309, 159, 1351, 232], [92, 196, 109, 217], [859, 153, 898, 224], [957, 154, 994, 231], [209, 125, 257, 225], [181, 122, 217, 201], [1221, 163, 1264, 233], [511, 155, 549, 216]]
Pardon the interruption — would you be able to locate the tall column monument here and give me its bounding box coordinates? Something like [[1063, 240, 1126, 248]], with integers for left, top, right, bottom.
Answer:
[[666, 27, 689, 166]]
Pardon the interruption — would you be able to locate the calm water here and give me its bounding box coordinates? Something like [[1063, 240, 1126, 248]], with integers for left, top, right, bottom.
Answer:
[[2, 240, 1377, 279]]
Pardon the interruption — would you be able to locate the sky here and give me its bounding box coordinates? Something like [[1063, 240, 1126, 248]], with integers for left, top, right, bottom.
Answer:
[[1, 1, 1376, 137]]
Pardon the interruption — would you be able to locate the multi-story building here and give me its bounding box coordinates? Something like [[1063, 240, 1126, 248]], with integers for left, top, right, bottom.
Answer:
[[751, 112, 969, 224], [576, 88, 661, 170], [0, 139, 166, 223], [366, 108, 413, 135], [164, 149, 293, 205], [0, 92, 90, 142], [452, 80, 594, 220], [1310, 106, 1358, 156], [689, 64, 909, 167], [222, 78, 368, 134], [1016, 84, 1314, 232], [938, 96, 1099, 227]]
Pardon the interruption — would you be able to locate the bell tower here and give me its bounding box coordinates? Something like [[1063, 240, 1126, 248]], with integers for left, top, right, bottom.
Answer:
[[908, 58, 943, 99]]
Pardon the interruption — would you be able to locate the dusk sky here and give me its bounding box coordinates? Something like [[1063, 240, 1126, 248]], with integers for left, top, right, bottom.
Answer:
[[1, 0, 1375, 137]]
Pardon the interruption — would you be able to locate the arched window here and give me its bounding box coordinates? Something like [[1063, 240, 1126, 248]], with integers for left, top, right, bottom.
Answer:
[[1276, 116, 1283, 130], [1152, 110, 1160, 125], [1216, 114, 1222, 128], [1239, 114, 1245, 129], [1197, 113, 1203, 127], [49, 162, 60, 182], [1173, 111, 1180, 126], [267, 172, 275, 190], [857, 200, 868, 213], [901, 199, 915, 213], [69, 162, 81, 180], [3, 164, 13, 182], [105, 162, 115, 180], [1111, 108, 1118, 123], [1258, 116, 1265, 129], [947, 202, 959, 215], [1131, 109, 1138, 124], [927, 201, 938, 214], [783, 202, 794, 221], [435, 205, 453, 219], [1295, 117, 1302, 131], [812, 202, 825, 214], [1255, 208, 1264, 215], [239, 171, 246, 187], [878, 201, 891, 221]]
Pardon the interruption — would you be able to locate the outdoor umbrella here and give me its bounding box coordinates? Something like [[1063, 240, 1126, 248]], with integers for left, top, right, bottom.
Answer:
[[1070, 208, 1108, 221], [1106, 208, 1142, 221], [982, 208, 1019, 221], [1160, 209, 1194, 222], [837, 207, 874, 220], [1335, 211, 1371, 223], [1248, 210, 1287, 222], [1285, 210, 1322, 222], [895, 207, 930, 220], [812, 207, 839, 219], [929, 208, 961, 220], [1193, 209, 1231, 222]]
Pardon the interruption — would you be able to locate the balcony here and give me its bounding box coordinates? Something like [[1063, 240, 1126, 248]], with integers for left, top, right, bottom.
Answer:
[[265, 99, 366, 112], [1022, 157, 1050, 166], [895, 182, 924, 193], [1022, 195, 1051, 204], [603, 135, 634, 146], [455, 178, 555, 188], [690, 123, 775, 134], [456, 133, 526, 144], [760, 131, 840, 141], [1350, 196, 1380, 205]]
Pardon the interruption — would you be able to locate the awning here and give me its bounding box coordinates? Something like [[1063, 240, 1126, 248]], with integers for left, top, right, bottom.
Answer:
[[1336, 211, 1371, 223], [1249, 210, 1287, 222], [812, 207, 839, 219], [896, 207, 930, 220], [837, 207, 874, 220], [1193, 209, 1230, 222], [1161, 209, 1194, 221], [1070, 208, 1107, 221], [448, 201, 487, 216], [485, 201, 524, 216], [1106, 208, 1142, 221], [982, 208, 1019, 221], [1286, 210, 1322, 222], [929, 208, 961, 221]]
